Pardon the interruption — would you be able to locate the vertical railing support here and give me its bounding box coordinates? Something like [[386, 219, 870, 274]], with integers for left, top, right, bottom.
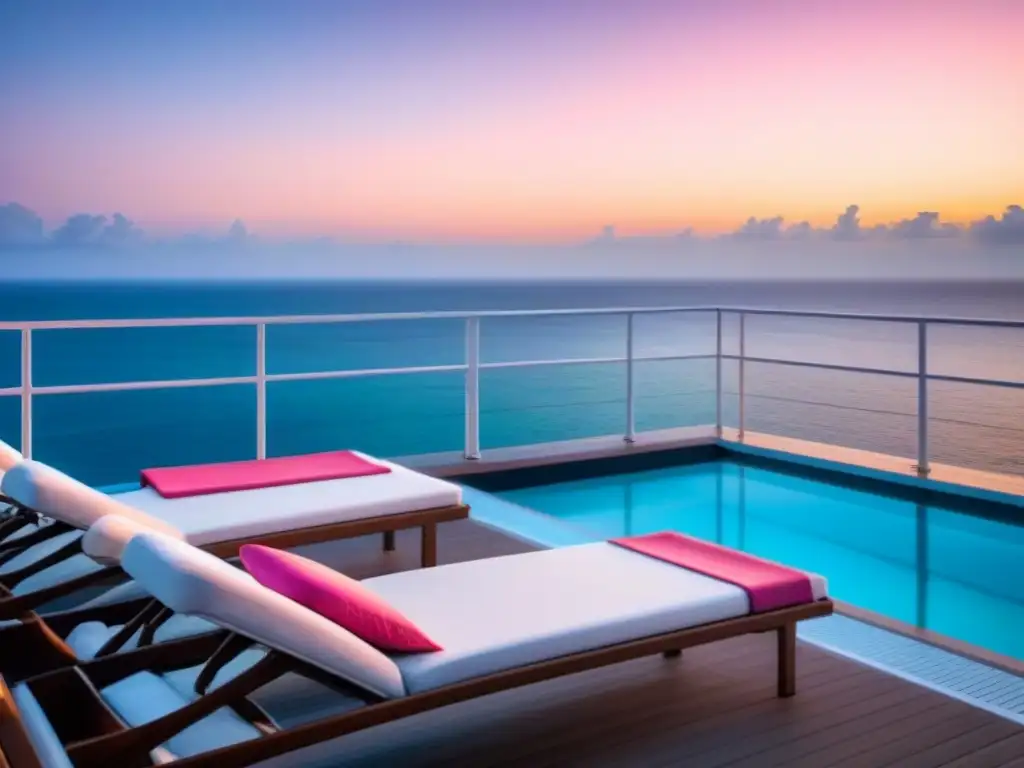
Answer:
[[20, 329, 32, 460], [464, 316, 481, 460], [915, 320, 930, 476], [738, 312, 746, 440], [715, 310, 723, 438], [255, 323, 267, 460], [625, 312, 636, 443]]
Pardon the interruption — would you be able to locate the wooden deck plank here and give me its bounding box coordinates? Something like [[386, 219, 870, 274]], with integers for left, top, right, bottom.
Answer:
[[896, 721, 1024, 768], [940, 733, 1024, 767], [822, 706, 1015, 768], [700, 687, 956, 767], [275, 519, 1024, 768]]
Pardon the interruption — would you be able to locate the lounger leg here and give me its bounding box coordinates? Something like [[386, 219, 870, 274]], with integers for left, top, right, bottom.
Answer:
[[420, 523, 437, 568], [777, 622, 796, 698], [383, 531, 396, 552], [663, 649, 682, 659]]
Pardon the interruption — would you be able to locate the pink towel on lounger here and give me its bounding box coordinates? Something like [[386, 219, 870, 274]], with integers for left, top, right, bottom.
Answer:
[[140, 451, 392, 499], [610, 531, 814, 613]]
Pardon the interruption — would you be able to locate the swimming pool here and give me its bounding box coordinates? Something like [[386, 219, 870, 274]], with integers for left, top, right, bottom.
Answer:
[[489, 459, 1024, 662]]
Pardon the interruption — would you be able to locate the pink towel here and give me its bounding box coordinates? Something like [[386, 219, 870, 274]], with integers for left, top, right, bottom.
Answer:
[[610, 531, 814, 613], [140, 451, 392, 499]]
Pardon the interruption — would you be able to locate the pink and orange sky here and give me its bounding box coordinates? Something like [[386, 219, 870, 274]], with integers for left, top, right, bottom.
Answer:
[[1, 0, 1022, 242]]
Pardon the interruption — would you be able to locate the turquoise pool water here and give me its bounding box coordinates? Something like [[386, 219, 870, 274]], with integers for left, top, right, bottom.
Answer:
[[494, 460, 1024, 662]]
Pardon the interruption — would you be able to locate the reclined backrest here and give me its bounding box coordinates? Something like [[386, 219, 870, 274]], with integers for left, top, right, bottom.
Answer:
[[1, 460, 183, 539], [121, 531, 407, 699]]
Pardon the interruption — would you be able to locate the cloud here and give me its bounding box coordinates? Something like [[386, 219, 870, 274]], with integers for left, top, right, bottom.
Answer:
[[49, 211, 145, 246], [0, 202, 45, 245], [888, 211, 960, 239], [734, 215, 785, 240], [227, 218, 250, 244], [786, 221, 814, 240], [1, 204, 252, 248], [154, 218, 256, 247], [831, 205, 864, 240], [99, 213, 144, 245], [713, 204, 1002, 244], [50, 213, 107, 245], [586, 223, 694, 246], [3, 201, 1023, 254], [969, 205, 1024, 245], [731, 216, 817, 241]]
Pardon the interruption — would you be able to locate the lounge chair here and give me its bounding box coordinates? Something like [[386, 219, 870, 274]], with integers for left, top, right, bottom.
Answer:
[[0, 528, 832, 768], [0, 452, 468, 618]]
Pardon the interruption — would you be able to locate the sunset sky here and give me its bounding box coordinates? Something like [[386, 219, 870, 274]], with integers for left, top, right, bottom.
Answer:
[[1, 0, 1022, 242]]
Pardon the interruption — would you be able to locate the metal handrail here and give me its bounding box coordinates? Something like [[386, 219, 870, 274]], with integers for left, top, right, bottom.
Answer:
[[1, 304, 1023, 331], [1, 305, 1021, 475]]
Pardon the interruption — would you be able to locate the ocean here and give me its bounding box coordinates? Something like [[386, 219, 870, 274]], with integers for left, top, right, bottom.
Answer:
[[0, 279, 1021, 487]]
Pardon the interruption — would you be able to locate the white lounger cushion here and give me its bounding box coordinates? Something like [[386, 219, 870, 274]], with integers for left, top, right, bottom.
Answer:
[[66, 614, 219, 660], [1, 460, 183, 538], [77, 577, 154, 609], [10, 684, 74, 768], [162, 648, 267, 703], [12, 669, 262, 767], [102, 672, 261, 759], [122, 531, 406, 699], [0, 529, 82, 576], [0, 528, 112, 600], [365, 542, 828, 693], [1, 521, 46, 543], [113, 453, 462, 546]]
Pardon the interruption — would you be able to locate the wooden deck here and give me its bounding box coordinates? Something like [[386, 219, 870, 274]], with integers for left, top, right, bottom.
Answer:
[[278, 520, 1024, 768]]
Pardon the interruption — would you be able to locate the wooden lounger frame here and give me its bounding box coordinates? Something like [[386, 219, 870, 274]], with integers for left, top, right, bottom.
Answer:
[[0, 503, 468, 631], [0, 594, 157, 685], [0, 596, 833, 768]]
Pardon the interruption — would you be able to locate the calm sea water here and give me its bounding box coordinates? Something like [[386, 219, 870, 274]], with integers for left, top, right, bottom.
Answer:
[[0, 279, 1021, 486]]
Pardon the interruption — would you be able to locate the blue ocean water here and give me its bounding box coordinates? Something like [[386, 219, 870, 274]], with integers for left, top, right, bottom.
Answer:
[[496, 459, 1024, 661], [0, 279, 1022, 486]]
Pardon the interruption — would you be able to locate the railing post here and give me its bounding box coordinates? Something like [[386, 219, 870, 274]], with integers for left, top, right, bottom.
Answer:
[[738, 311, 746, 440], [915, 320, 929, 477], [715, 309, 723, 438], [625, 312, 636, 443], [20, 329, 32, 459], [256, 323, 267, 460], [464, 316, 481, 460]]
